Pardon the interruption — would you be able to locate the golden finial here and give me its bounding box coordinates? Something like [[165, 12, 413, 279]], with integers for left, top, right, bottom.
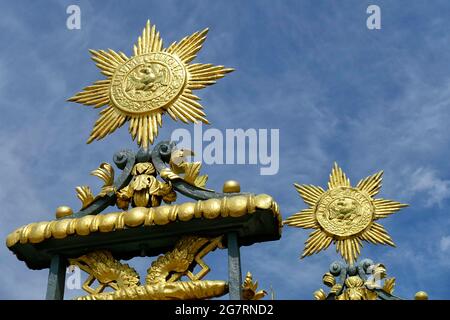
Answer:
[[55, 206, 73, 218], [223, 180, 241, 193], [414, 291, 428, 300]]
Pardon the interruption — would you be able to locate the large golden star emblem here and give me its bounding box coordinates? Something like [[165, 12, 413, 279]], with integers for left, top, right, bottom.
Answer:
[[69, 20, 233, 148], [284, 163, 408, 264]]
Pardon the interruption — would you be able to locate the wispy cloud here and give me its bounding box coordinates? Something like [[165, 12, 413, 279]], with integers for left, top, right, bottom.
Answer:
[[440, 236, 450, 252], [405, 168, 450, 207]]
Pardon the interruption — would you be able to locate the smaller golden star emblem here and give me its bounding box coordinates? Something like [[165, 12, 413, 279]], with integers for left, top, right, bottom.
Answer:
[[284, 163, 408, 264], [69, 20, 233, 148]]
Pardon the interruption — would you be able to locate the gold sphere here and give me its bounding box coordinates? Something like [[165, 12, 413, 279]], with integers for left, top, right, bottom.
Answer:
[[55, 206, 73, 219], [414, 291, 428, 300], [223, 180, 240, 193]]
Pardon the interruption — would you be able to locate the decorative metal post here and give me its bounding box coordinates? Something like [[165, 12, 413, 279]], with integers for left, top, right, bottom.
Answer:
[[227, 232, 242, 300], [45, 255, 66, 300]]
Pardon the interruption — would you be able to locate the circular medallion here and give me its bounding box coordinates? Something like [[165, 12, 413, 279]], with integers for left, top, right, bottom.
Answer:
[[315, 187, 374, 237], [110, 52, 186, 114]]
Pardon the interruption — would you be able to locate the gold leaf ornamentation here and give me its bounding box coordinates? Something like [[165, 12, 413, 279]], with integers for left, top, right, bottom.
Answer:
[[75, 163, 116, 210], [69, 250, 140, 294], [284, 163, 408, 264], [242, 272, 267, 300], [6, 194, 281, 247], [69, 20, 233, 148], [75, 186, 95, 210], [169, 148, 208, 188], [72, 236, 227, 300]]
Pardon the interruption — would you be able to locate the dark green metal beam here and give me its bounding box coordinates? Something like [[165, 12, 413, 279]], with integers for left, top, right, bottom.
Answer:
[[227, 232, 242, 300], [45, 255, 66, 300]]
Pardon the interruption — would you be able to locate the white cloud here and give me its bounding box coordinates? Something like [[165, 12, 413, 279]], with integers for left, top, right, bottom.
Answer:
[[408, 168, 450, 207], [440, 236, 450, 252], [398, 167, 450, 207]]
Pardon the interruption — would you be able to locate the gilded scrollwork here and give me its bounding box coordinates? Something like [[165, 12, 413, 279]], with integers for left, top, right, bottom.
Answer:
[[167, 148, 208, 188], [146, 236, 223, 284], [75, 162, 116, 210], [69, 250, 140, 294], [72, 236, 228, 300], [241, 272, 267, 300]]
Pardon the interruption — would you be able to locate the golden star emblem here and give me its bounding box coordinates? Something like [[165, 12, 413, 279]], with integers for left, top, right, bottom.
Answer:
[[69, 20, 233, 148], [284, 163, 408, 264]]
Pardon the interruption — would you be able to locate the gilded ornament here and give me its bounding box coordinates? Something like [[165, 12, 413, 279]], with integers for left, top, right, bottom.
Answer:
[[75, 162, 116, 211], [169, 148, 209, 188], [223, 180, 241, 193], [69, 250, 140, 294], [116, 162, 176, 209], [6, 194, 281, 247], [414, 291, 429, 300], [241, 272, 267, 300], [68, 20, 233, 148], [314, 289, 327, 300], [72, 236, 228, 300], [55, 206, 73, 219], [284, 163, 408, 264], [314, 259, 399, 300]]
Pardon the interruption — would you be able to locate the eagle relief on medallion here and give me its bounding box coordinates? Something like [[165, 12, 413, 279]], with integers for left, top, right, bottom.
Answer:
[[284, 163, 407, 264], [110, 52, 187, 114], [316, 187, 373, 237], [69, 20, 233, 147]]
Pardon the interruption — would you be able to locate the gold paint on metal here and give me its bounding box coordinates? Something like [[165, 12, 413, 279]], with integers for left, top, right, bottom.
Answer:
[[167, 148, 208, 188], [336, 276, 379, 300], [223, 180, 241, 193], [55, 206, 73, 219], [322, 272, 336, 287], [316, 262, 396, 300], [242, 272, 267, 300], [77, 280, 228, 300], [75, 162, 116, 211], [91, 162, 115, 197], [146, 236, 223, 284], [316, 188, 373, 237], [116, 162, 176, 209], [6, 194, 281, 247], [72, 236, 228, 300], [313, 289, 327, 300], [284, 162, 408, 264], [68, 20, 233, 148], [75, 186, 95, 210], [69, 250, 140, 294], [414, 291, 428, 300]]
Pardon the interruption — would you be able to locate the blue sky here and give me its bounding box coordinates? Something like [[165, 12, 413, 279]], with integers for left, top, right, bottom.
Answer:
[[1, 0, 450, 299]]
